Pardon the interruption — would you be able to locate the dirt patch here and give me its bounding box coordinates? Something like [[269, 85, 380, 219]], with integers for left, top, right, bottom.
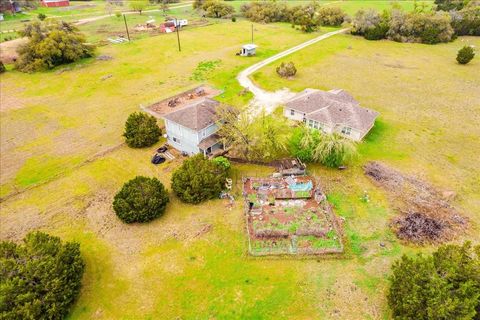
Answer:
[[364, 161, 467, 244], [145, 85, 221, 117], [0, 207, 46, 241], [83, 192, 216, 254], [0, 37, 26, 64]]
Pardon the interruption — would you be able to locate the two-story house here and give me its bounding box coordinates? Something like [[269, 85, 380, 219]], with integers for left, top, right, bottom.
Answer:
[[162, 98, 225, 156], [284, 88, 379, 141]]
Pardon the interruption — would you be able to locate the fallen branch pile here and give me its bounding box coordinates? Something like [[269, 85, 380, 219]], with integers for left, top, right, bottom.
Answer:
[[364, 161, 467, 244]]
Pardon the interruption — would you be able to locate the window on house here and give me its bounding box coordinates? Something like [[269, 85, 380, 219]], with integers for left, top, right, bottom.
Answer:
[[308, 119, 314, 127], [341, 127, 352, 135], [290, 109, 295, 116], [172, 137, 181, 144], [313, 121, 319, 129]]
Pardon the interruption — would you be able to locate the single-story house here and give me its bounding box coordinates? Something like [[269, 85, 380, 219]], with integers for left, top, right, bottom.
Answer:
[[284, 88, 379, 141], [162, 98, 226, 156], [40, 0, 69, 7]]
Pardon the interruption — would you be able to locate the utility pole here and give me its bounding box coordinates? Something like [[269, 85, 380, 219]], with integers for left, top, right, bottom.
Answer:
[[176, 21, 181, 52], [251, 24, 254, 43], [123, 14, 130, 41]]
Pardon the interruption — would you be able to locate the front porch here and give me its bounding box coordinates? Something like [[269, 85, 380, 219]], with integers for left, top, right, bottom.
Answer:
[[198, 134, 225, 157]]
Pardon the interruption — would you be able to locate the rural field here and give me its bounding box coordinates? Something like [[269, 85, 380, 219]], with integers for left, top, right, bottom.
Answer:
[[1, 0, 479, 319]]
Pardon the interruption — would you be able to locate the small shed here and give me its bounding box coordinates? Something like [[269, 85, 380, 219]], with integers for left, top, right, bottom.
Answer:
[[240, 44, 257, 56]]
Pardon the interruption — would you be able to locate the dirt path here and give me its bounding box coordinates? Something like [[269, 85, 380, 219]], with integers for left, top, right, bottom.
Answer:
[[237, 28, 349, 113], [74, 3, 192, 25]]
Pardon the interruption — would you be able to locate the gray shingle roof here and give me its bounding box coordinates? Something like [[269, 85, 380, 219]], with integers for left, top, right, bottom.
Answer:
[[162, 98, 219, 131], [286, 89, 379, 133]]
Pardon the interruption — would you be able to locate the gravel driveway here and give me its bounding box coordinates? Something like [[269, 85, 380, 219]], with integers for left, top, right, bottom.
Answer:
[[237, 28, 349, 113]]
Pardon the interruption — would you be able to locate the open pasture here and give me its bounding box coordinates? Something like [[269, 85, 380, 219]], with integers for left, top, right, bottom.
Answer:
[[0, 2, 479, 319]]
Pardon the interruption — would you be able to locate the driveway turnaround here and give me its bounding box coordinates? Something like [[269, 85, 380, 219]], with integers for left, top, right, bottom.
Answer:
[[237, 28, 350, 113]]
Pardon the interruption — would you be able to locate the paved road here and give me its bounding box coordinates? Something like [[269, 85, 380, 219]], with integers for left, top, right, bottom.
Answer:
[[237, 28, 350, 113]]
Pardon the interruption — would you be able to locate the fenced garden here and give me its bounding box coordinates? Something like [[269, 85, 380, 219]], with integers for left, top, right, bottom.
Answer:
[[243, 176, 344, 256]]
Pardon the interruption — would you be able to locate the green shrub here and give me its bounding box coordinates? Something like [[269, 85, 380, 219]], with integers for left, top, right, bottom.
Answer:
[[123, 112, 162, 148], [289, 3, 319, 33], [0, 61, 6, 73], [434, 0, 466, 11], [388, 242, 480, 320], [15, 21, 94, 72], [450, 2, 480, 36], [113, 176, 169, 223], [240, 1, 290, 23], [193, 0, 205, 9], [171, 154, 227, 204], [231, 16, 236, 22], [351, 9, 384, 35], [313, 133, 357, 168], [317, 7, 347, 26], [0, 232, 85, 319], [203, 0, 235, 18], [37, 13, 46, 21], [212, 156, 231, 170], [288, 126, 320, 162], [130, 0, 148, 14], [276, 61, 297, 78], [364, 23, 389, 40], [457, 45, 475, 64], [387, 10, 454, 44]]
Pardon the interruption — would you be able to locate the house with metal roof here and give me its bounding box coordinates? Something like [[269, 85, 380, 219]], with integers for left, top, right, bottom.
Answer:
[[162, 98, 225, 156], [284, 88, 379, 141]]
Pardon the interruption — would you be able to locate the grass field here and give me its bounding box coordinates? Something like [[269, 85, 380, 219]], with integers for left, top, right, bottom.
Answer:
[[0, 3, 479, 319]]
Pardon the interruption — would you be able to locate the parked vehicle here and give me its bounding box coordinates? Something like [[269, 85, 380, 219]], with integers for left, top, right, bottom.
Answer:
[[157, 145, 168, 153], [151, 154, 166, 165]]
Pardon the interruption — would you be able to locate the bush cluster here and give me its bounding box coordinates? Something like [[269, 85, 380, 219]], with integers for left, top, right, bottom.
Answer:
[[171, 154, 228, 204], [316, 7, 349, 26], [353, 9, 455, 44], [352, 2, 480, 43], [388, 242, 480, 319], [113, 176, 169, 223], [276, 61, 297, 78], [240, 2, 347, 31], [0, 232, 85, 319], [15, 21, 94, 72], [449, 1, 480, 36], [123, 112, 162, 148], [196, 0, 234, 18]]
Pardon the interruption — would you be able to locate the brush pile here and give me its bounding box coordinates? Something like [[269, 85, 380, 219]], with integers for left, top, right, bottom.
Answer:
[[364, 161, 467, 244]]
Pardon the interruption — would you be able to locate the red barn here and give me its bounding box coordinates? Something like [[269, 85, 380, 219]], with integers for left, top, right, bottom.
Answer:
[[40, 0, 69, 7]]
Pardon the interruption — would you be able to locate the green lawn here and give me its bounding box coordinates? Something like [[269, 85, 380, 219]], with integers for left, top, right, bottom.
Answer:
[[0, 6, 479, 320]]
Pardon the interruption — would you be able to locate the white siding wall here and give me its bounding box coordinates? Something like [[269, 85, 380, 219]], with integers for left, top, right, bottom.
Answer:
[[284, 108, 305, 122], [199, 123, 219, 140], [165, 121, 220, 154], [165, 120, 200, 154], [333, 125, 362, 141]]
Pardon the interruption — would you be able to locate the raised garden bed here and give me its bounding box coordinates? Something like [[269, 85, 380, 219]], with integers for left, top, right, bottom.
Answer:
[[243, 176, 344, 256]]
